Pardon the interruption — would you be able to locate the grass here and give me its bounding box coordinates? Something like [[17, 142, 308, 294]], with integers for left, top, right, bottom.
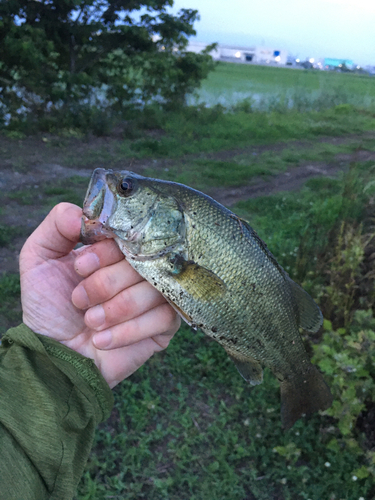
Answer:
[[75, 327, 374, 500], [6, 177, 88, 209], [1, 65, 375, 498], [123, 105, 375, 160], [72, 162, 375, 500], [234, 161, 375, 286], [143, 136, 375, 190], [0, 224, 24, 247], [194, 62, 375, 108]]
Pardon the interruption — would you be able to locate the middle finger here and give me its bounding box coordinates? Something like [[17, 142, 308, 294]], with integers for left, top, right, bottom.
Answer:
[[84, 280, 166, 330], [72, 259, 143, 309]]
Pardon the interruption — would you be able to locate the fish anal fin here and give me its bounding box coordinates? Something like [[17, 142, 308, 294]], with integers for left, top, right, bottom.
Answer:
[[164, 297, 193, 326], [289, 278, 323, 333], [170, 254, 226, 301], [225, 348, 263, 386], [280, 365, 333, 430]]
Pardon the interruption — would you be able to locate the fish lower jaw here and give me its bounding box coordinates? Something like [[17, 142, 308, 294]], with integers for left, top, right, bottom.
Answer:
[[80, 218, 115, 245]]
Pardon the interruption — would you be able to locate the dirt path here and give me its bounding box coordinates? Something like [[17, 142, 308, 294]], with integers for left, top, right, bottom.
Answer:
[[1, 132, 375, 274], [1, 131, 374, 195], [209, 148, 375, 206]]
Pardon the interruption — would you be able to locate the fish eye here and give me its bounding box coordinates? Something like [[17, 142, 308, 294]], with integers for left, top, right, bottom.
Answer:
[[118, 177, 134, 197]]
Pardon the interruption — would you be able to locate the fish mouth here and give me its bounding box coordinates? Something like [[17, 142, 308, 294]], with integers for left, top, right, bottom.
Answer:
[[80, 168, 117, 245]]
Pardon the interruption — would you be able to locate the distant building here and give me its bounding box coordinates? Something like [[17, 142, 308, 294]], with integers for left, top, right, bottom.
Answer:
[[186, 41, 221, 60], [187, 42, 288, 66], [324, 57, 354, 70]]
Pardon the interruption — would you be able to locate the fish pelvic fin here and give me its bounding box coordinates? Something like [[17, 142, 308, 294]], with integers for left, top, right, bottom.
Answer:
[[289, 278, 323, 333], [280, 365, 333, 430], [225, 348, 263, 386]]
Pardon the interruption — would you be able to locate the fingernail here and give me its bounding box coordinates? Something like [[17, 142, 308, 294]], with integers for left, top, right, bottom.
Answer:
[[72, 285, 89, 309], [86, 305, 105, 329], [75, 252, 100, 276], [93, 330, 112, 349]]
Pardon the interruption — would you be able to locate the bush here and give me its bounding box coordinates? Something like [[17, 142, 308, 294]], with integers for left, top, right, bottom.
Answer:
[[313, 311, 375, 481], [0, 1, 216, 134]]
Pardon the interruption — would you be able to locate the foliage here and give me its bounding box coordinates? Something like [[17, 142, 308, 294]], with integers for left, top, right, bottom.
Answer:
[[0, 0, 215, 130], [313, 312, 375, 481]]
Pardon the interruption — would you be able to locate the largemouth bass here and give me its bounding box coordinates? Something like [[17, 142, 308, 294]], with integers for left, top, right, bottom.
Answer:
[[81, 168, 333, 429]]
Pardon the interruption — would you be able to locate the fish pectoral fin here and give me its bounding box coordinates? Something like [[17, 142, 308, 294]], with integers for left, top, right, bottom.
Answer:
[[169, 254, 226, 301], [225, 348, 263, 386], [288, 278, 323, 333]]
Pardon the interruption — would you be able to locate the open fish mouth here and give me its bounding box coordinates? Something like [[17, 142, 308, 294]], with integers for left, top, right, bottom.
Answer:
[[80, 168, 116, 245], [80, 217, 114, 245]]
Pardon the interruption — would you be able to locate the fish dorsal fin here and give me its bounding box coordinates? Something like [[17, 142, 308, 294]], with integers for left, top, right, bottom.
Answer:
[[288, 278, 323, 333], [225, 348, 263, 386], [170, 255, 226, 301]]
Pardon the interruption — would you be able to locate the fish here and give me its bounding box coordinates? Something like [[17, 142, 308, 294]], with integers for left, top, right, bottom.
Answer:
[[80, 168, 333, 429]]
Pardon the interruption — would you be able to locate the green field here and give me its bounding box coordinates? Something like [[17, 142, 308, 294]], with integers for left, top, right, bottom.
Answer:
[[193, 62, 375, 109], [1, 63, 375, 499]]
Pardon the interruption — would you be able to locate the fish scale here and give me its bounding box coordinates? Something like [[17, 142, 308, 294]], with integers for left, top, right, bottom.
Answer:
[[168, 186, 300, 366], [81, 168, 333, 429]]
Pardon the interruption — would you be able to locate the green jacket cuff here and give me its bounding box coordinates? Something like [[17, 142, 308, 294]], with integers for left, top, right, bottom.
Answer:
[[1, 323, 114, 421]]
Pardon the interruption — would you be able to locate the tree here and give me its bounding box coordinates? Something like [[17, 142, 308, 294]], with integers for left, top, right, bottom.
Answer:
[[0, 1, 215, 129]]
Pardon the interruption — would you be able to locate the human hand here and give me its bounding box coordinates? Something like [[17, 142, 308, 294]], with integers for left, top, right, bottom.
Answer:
[[20, 203, 180, 388]]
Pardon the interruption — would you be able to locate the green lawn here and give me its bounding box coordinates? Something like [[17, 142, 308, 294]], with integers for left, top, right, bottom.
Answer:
[[194, 62, 375, 108]]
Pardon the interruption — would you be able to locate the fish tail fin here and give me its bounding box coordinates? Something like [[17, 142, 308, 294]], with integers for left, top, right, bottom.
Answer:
[[280, 365, 333, 430]]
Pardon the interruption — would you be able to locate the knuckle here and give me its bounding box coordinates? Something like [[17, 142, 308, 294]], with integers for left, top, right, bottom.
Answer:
[[88, 271, 113, 301], [100, 270, 119, 297], [116, 290, 135, 318]]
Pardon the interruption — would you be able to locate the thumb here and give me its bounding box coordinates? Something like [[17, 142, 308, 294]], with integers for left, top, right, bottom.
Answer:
[[20, 203, 82, 268]]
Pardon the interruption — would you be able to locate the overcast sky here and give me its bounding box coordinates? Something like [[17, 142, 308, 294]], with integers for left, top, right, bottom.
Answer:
[[169, 0, 374, 66]]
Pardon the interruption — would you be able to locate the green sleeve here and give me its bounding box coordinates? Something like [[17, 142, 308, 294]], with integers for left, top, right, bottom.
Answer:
[[0, 324, 114, 500]]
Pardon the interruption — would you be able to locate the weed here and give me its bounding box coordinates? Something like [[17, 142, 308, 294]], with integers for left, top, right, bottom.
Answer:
[[43, 185, 85, 208], [323, 222, 366, 327], [8, 190, 41, 205], [0, 225, 23, 247], [313, 311, 375, 481], [4, 130, 26, 140]]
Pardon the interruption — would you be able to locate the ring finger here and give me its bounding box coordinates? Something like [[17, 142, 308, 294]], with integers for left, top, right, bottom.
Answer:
[[91, 302, 179, 350]]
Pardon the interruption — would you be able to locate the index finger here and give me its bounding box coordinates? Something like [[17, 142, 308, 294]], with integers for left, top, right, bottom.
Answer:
[[74, 239, 124, 277]]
